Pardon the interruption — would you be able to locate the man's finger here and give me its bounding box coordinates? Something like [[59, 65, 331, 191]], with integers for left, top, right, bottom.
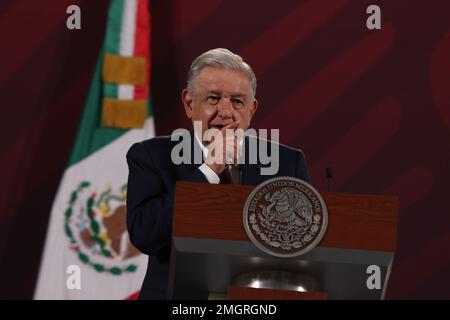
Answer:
[[221, 119, 240, 133]]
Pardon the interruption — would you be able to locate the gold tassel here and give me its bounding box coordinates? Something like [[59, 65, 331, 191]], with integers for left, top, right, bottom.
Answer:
[[103, 53, 146, 85], [101, 98, 147, 129]]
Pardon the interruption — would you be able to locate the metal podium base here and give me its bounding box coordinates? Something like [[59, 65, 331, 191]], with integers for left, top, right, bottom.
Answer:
[[169, 237, 392, 300]]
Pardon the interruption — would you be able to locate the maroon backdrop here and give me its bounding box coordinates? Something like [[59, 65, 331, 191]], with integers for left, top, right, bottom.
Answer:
[[1, 0, 449, 299]]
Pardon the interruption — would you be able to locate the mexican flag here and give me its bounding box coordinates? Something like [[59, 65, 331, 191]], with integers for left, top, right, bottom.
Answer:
[[34, 0, 153, 299]]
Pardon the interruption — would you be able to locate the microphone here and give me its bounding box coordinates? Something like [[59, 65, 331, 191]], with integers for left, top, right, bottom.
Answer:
[[326, 166, 333, 191]]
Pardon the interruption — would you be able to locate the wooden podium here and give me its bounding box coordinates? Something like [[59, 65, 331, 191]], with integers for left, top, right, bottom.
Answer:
[[168, 181, 398, 300]]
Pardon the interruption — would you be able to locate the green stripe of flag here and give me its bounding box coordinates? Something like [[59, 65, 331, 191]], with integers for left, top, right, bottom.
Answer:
[[105, 0, 123, 55], [68, 45, 128, 166], [103, 0, 124, 99]]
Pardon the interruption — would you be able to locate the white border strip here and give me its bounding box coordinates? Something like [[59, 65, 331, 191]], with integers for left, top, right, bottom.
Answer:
[[118, 0, 137, 100]]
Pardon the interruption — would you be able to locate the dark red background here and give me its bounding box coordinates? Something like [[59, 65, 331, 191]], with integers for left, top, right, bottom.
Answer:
[[1, 0, 449, 299]]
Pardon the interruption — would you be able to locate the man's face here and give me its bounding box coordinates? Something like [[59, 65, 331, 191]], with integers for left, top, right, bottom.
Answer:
[[182, 66, 258, 139]]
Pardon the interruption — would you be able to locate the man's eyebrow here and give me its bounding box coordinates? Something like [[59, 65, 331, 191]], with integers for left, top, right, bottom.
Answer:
[[230, 94, 247, 99], [207, 91, 247, 99]]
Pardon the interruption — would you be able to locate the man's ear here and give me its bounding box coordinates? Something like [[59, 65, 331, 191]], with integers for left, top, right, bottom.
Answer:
[[181, 89, 193, 119], [249, 99, 259, 119]]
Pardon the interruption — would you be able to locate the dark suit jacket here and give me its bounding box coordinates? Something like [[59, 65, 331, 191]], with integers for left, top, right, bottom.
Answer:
[[126, 132, 309, 299]]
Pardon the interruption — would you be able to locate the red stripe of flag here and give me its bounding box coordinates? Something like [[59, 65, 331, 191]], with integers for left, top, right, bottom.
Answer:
[[124, 290, 140, 300], [133, 0, 151, 101]]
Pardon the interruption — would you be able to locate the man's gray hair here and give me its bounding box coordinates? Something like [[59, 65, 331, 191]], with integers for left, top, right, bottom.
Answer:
[[187, 48, 257, 98]]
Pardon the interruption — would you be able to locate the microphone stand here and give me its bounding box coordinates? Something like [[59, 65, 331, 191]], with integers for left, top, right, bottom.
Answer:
[[326, 166, 333, 192]]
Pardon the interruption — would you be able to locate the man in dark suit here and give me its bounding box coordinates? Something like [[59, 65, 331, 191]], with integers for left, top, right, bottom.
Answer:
[[126, 48, 309, 299]]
